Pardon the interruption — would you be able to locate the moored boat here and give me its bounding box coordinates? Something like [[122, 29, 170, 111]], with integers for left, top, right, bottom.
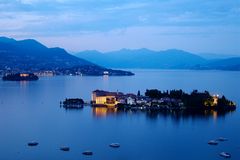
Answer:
[[109, 143, 120, 148], [208, 140, 218, 145], [217, 137, 228, 142], [219, 152, 231, 158], [60, 146, 70, 151], [28, 141, 39, 146], [82, 150, 93, 155]]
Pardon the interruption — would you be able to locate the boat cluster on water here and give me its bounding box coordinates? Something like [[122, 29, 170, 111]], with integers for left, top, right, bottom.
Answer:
[[208, 137, 231, 158], [27, 138, 232, 158], [27, 141, 120, 156]]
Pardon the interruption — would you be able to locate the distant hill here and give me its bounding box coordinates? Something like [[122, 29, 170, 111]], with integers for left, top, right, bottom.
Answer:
[[193, 57, 240, 71], [0, 37, 133, 76], [197, 53, 239, 60], [0, 37, 92, 69], [76, 49, 240, 71], [76, 49, 206, 69]]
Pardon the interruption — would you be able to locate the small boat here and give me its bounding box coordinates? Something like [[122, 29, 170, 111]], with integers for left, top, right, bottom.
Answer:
[[208, 140, 218, 145], [217, 137, 228, 142], [109, 143, 120, 148], [82, 151, 93, 155], [219, 152, 231, 158], [60, 146, 70, 151], [28, 141, 39, 146]]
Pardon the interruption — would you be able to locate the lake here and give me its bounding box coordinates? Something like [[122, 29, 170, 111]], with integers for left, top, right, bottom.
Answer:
[[0, 69, 239, 160]]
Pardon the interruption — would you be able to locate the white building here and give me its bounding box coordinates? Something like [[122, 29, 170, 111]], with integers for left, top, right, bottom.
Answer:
[[127, 97, 136, 105]]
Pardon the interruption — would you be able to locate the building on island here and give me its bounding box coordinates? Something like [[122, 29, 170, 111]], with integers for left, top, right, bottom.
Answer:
[[91, 90, 123, 107], [20, 73, 29, 77], [125, 94, 137, 105], [213, 94, 219, 105], [90, 90, 236, 112], [92, 90, 140, 107], [91, 90, 186, 109]]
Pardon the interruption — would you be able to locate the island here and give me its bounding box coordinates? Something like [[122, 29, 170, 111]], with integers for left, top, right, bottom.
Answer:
[[2, 73, 39, 81], [60, 89, 236, 118], [91, 89, 236, 112], [60, 98, 84, 109]]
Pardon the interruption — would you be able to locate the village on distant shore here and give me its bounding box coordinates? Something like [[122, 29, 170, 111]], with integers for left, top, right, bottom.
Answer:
[[61, 89, 236, 113]]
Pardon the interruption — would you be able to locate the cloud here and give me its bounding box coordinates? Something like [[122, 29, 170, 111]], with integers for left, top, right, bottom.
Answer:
[[29, 25, 239, 54], [17, 0, 39, 5], [0, 0, 240, 53], [17, 0, 67, 5], [138, 15, 148, 22], [105, 2, 148, 11]]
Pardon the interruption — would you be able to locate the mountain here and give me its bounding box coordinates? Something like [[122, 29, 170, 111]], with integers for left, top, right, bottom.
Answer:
[[193, 57, 240, 70], [0, 37, 133, 76], [0, 37, 92, 69], [76, 48, 207, 69], [197, 53, 239, 60], [76, 49, 240, 71]]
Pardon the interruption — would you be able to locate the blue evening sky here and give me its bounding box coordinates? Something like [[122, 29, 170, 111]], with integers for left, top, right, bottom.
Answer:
[[0, 0, 240, 54]]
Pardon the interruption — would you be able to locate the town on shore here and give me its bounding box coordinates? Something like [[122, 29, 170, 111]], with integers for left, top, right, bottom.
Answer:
[[61, 89, 236, 113], [1, 70, 133, 81]]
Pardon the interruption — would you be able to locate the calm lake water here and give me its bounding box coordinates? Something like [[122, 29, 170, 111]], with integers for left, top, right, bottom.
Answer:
[[0, 69, 239, 160]]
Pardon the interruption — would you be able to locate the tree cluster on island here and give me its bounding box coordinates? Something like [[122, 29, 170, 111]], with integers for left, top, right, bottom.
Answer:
[[145, 89, 236, 111], [60, 98, 84, 109]]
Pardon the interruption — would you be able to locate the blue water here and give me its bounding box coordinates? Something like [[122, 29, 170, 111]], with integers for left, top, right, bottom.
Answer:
[[0, 70, 239, 160]]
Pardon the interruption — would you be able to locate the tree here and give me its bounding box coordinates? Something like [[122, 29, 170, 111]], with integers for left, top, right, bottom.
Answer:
[[137, 90, 141, 96]]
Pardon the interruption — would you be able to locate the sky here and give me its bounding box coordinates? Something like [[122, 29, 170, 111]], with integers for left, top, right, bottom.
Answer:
[[0, 0, 240, 54]]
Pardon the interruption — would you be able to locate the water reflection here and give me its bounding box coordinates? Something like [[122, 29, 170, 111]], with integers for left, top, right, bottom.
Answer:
[[20, 80, 29, 88], [0, 70, 239, 160], [91, 106, 234, 121], [143, 109, 233, 121], [92, 107, 117, 117]]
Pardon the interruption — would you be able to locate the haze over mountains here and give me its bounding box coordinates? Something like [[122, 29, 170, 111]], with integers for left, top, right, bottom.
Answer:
[[197, 53, 239, 60], [0, 37, 133, 76], [0, 36, 239, 74], [76, 49, 240, 71]]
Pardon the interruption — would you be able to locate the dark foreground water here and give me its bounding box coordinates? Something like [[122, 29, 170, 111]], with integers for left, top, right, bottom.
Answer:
[[0, 70, 239, 160]]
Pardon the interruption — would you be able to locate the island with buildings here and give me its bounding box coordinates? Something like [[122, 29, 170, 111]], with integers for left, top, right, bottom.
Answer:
[[91, 89, 236, 112], [2, 73, 39, 81]]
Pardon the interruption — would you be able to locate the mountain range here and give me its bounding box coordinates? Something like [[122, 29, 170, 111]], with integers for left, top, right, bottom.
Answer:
[[0, 37, 133, 76], [76, 49, 240, 71], [1, 36, 239, 74]]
